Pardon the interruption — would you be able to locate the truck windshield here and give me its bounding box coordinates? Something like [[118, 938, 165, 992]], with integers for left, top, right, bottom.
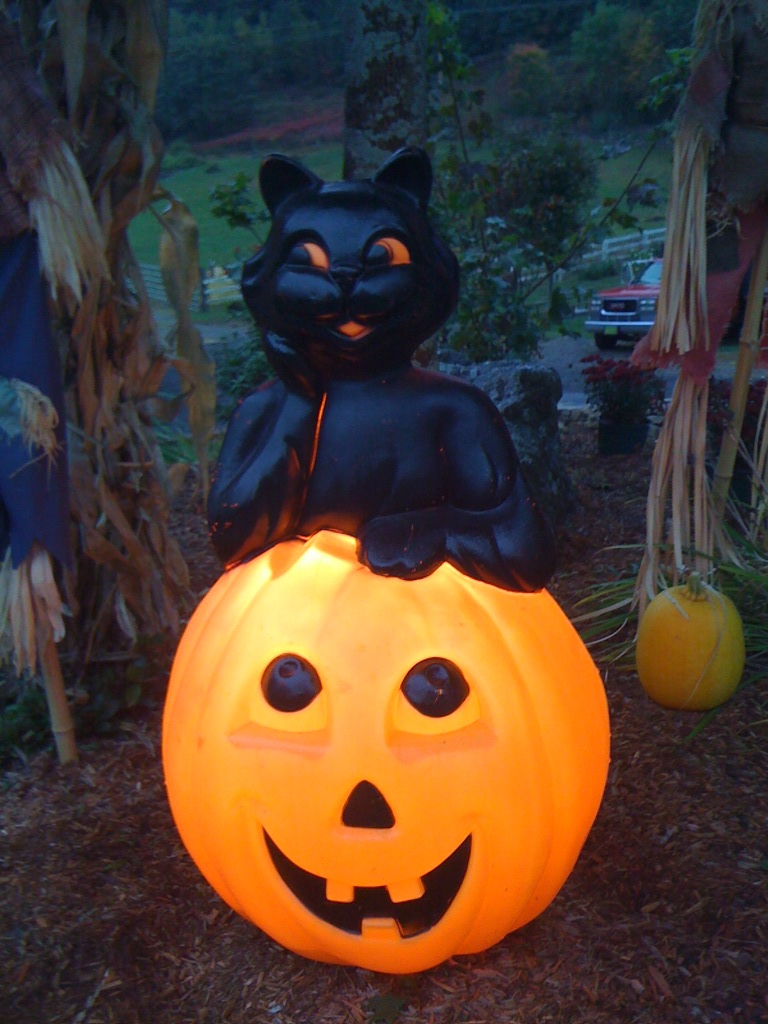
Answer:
[[634, 261, 663, 286]]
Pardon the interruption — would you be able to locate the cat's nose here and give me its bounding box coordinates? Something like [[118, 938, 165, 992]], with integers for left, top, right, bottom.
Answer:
[[331, 263, 360, 290]]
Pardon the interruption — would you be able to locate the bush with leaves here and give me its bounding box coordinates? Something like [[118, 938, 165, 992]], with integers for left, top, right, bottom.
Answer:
[[426, 2, 597, 361]]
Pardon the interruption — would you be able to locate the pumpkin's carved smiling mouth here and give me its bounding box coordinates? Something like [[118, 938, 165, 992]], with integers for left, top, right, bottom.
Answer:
[[264, 832, 472, 938]]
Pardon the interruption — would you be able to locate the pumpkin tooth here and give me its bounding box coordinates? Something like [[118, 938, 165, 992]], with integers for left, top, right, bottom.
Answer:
[[361, 918, 401, 940], [325, 879, 355, 903], [386, 878, 426, 903]]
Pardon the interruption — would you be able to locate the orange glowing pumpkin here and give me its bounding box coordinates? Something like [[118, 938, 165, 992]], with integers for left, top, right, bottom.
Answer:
[[162, 531, 609, 974]]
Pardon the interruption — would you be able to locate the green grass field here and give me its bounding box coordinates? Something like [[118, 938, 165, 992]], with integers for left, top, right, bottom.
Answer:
[[129, 142, 344, 268], [129, 133, 674, 272]]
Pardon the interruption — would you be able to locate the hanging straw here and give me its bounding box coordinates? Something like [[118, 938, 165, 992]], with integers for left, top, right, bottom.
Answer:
[[647, 122, 711, 357], [711, 227, 768, 517]]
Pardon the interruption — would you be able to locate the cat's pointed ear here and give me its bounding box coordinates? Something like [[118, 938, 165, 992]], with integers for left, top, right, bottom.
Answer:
[[260, 154, 322, 215], [372, 147, 432, 210]]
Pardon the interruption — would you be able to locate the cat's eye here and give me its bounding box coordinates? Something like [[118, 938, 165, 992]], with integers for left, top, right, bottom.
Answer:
[[287, 241, 329, 271], [367, 236, 410, 268]]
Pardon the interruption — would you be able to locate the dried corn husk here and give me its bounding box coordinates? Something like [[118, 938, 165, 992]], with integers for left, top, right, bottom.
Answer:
[[27, 140, 108, 310], [0, 544, 66, 670]]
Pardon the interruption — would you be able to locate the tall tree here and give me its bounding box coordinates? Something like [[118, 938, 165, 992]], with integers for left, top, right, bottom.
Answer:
[[343, 0, 428, 179]]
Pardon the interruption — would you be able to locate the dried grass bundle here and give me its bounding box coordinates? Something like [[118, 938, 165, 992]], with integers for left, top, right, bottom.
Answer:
[[635, 374, 735, 614], [647, 122, 710, 355]]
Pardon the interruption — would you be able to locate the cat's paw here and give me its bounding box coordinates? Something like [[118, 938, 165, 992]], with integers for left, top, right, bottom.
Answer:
[[359, 515, 445, 579]]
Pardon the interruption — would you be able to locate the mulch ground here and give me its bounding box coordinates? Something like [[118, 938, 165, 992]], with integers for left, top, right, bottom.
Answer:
[[1, 419, 766, 1024]]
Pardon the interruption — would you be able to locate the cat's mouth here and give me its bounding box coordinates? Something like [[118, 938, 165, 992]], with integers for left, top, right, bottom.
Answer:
[[336, 320, 373, 340]]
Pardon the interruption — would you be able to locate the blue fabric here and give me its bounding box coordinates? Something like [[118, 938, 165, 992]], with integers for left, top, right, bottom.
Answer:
[[0, 232, 71, 568]]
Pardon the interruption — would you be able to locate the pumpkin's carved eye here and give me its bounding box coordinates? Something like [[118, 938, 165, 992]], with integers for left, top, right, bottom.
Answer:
[[286, 241, 329, 270], [401, 659, 469, 718], [262, 655, 322, 712], [366, 236, 411, 268]]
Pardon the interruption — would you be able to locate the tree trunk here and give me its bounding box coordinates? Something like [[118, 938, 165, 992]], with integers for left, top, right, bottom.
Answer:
[[343, 0, 428, 180]]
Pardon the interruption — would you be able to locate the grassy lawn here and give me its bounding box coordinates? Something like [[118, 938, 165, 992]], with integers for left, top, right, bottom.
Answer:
[[129, 142, 343, 268], [130, 132, 673, 274]]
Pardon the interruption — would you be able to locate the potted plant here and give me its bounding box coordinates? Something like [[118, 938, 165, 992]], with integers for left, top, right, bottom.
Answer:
[[580, 354, 665, 455]]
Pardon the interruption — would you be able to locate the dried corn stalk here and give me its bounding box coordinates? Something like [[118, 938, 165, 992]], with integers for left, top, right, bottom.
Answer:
[[19, 0, 190, 662], [156, 192, 216, 502]]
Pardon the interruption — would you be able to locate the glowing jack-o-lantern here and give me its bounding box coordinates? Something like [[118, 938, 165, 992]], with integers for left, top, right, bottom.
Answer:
[[163, 531, 609, 974]]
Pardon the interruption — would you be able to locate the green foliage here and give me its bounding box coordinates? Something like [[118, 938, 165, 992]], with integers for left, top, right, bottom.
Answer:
[[484, 125, 598, 274], [157, 10, 267, 140], [444, 0, 586, 57], [427, 3, 597, 360], [0, 676, 50, 767], [576, 258, 621, 283], [569, 3, 666, 127], [162, 139, 204, 173], [0, 634, 173, 766], [504, 43, 560, 118], [580, 354, 665, 424], [641, 46, 694, 122], [209, 172, 268, 239], [214, 331, 273, 421], [154, 0, 698, 149], [73, 634, 173, 740], [156, 1, 353, 142]]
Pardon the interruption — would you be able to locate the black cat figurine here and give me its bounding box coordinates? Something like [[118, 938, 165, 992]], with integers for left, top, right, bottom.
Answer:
[[208, 147, 556, 592]]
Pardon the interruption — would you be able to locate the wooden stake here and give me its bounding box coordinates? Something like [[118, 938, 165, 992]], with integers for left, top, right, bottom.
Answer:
[[39, 630, 78, 765]]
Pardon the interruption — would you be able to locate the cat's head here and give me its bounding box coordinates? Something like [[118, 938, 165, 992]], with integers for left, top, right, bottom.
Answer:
[[241, 148, 459, 378]]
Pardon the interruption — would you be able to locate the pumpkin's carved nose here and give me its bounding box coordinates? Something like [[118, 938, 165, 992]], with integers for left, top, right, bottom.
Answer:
[[342, 781, 395, 829]]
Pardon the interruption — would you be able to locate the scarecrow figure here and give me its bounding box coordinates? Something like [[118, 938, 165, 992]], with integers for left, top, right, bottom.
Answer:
[[632, 0, 768, 603], [634, 0, 768, 377], [0, 11, 105, 762]]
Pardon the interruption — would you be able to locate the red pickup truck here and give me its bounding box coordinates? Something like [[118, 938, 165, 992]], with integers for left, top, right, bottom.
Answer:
[[583, 259, 662, 351]]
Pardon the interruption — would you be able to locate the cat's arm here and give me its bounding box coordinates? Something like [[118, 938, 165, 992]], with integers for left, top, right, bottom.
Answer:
[[359, 389, 556, 591], [208, 379, 319, 567], [441, 394, 556, 591]]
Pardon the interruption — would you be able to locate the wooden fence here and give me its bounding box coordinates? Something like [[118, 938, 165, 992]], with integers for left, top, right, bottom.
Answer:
[[139, 263, 243, 311]]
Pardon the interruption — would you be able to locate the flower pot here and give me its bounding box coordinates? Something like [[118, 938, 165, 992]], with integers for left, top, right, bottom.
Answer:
[[597, 418, 649, 456]]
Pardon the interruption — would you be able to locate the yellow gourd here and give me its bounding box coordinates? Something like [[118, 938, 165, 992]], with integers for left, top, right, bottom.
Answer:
[[635, 573, 745, 711], [163, 531, 610, 974]]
